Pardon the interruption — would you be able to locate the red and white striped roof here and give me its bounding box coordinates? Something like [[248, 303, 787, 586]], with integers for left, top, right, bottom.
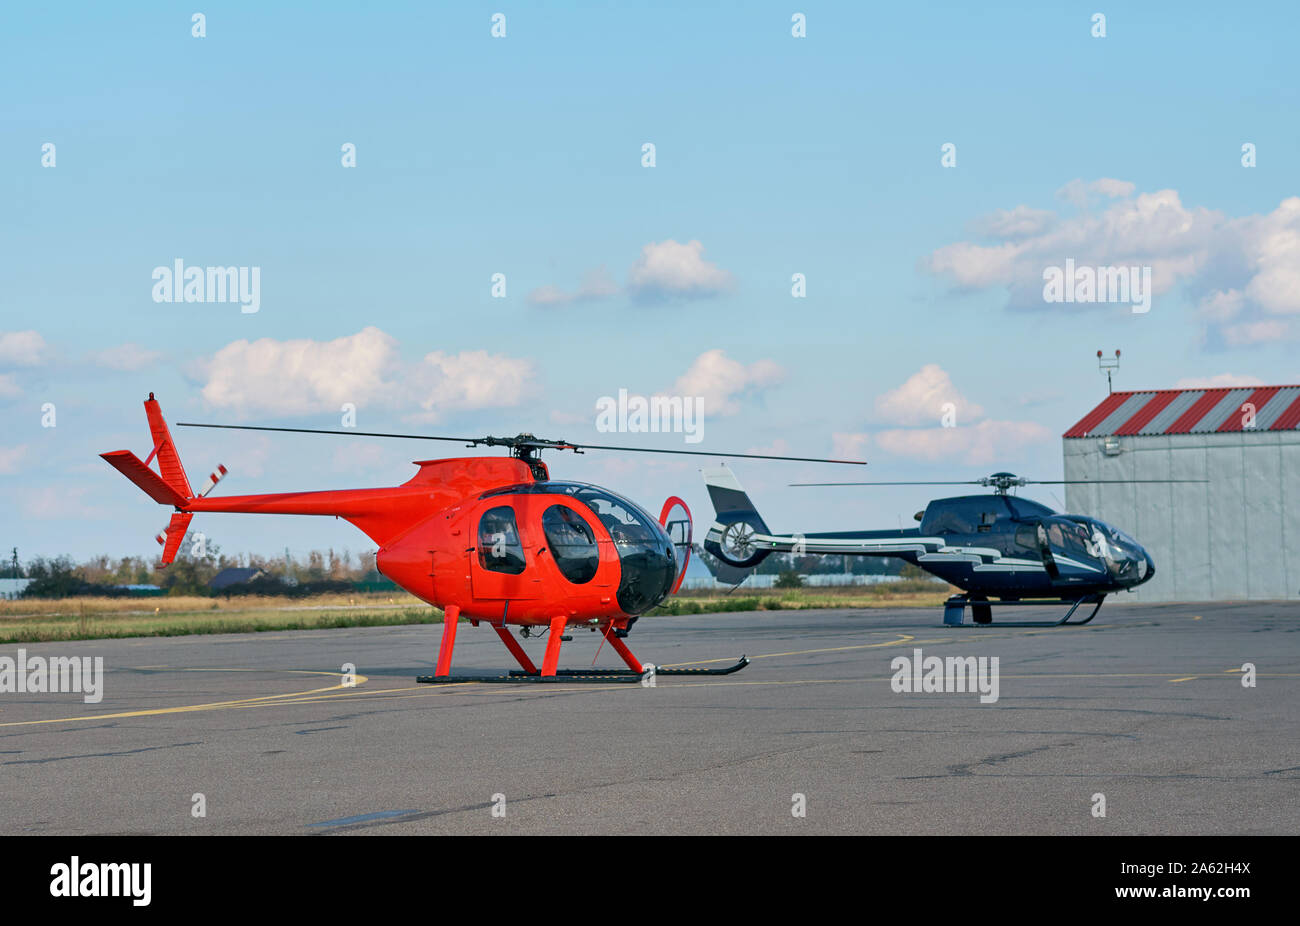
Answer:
[[1064, 386, 1300, 438]]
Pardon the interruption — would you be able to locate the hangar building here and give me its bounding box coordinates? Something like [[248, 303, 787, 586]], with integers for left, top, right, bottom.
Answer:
[[1063, 385, 1300, 602]]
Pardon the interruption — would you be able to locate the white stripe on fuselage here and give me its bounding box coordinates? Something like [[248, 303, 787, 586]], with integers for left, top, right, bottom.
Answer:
[[707, 523, 1104, 575]]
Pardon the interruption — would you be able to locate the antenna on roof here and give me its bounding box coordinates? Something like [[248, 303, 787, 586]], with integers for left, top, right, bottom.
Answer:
[[1097, 349, 1121, 394]]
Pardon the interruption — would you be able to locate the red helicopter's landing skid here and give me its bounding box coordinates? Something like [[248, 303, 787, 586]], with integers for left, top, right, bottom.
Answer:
[[943, 594, 1106, 628], [417, 657, 751, 684], [418, 617, 751, 684], [506, 656, 751, 678], [416, 672, 644, 685]]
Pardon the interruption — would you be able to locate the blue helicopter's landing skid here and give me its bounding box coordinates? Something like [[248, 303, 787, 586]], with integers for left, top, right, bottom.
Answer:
[[943, 595, 1106, 628]]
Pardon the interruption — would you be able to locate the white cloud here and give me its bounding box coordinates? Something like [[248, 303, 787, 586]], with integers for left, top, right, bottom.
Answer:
[[668, 349, 783, 416], [197, 326, 534, 420], [1172, 373, 1265, 389], [90, 342, 163, 372], [1222, 320, 1291, 346], [873, 364, 983, 427], [836, 367, 1047, 466], [414, 350, 534, 420], [1055, 177, 1136, 207], [200, 327, 401, 416], [527, 267, 619, 306], [1197, 289, 1244, 322], [1239, 197, 1300, 315], [873, 420, 1052, 466], [970, 205, 1056, 240], [0, 331, 49, 367], [0, 374, 21, 399], [1090, 178, 1137, 198], [0, 445, 28, 474], [627, 239, 734, 302], [925, 182, 1300, 344]]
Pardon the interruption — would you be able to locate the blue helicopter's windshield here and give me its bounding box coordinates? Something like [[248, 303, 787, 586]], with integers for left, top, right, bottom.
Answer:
[[1064, 517, 1148, 580]]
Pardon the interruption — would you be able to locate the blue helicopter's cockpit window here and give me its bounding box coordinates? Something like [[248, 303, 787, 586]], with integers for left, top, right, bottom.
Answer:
[[921, 498, 1006, 535], [478, 506, 526, 575], [542, 505, 599, 584], [1014, 523, 1040, 551], [1062, 522, 1092, 557]]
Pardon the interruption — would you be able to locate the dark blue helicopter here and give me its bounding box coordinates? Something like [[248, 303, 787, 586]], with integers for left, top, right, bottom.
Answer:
[[700, 466, 1181, 627]]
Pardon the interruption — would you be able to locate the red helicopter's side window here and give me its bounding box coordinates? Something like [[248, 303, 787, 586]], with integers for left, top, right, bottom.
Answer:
[[541, 505, 599, 584], [478, 506, 526, 575]]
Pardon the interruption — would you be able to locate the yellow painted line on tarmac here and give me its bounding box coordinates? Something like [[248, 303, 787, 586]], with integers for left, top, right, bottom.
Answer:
[[657, 620, 1141, 669], [0, 669, 369, 729], [1168, 677, 1198, 683], [661, 634, 916, 668]]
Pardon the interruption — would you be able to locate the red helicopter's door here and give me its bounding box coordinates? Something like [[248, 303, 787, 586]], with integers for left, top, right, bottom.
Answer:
[[658, 496, 692, 595], [469, 501, 543, 599]]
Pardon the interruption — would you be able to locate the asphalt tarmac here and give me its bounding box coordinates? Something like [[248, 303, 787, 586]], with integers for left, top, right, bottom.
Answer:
[[1, 600, 1296, 835]]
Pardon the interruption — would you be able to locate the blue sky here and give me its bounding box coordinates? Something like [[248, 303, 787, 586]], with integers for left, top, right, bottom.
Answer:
[[3, 1, 1298, 563]]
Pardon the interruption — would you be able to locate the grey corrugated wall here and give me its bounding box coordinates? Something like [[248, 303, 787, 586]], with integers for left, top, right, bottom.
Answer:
[[1063, 431, 1300, 602]]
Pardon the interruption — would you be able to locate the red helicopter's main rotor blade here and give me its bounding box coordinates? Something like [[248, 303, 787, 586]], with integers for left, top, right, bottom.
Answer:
[[176, 422, 865, 465], [1022, 479, 1209, 484], [791, 480, 981, 487], [176, 423, 482, 443], [563, 441, 865, 465]]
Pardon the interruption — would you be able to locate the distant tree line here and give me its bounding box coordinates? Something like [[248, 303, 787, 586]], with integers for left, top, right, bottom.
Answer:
[[12, 536, 397, 599]]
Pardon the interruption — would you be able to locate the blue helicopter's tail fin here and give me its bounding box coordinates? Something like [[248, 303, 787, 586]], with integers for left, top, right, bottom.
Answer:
[[701, 465, 773, 570]]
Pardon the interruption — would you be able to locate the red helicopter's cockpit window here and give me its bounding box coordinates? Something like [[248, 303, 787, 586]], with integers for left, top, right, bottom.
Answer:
[[542, 505, 599, 584], [478, 506, 526, 575], [476, 481, 676, 613]]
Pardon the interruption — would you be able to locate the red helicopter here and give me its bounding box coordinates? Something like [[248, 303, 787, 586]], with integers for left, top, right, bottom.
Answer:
[[101, 395, 860, 683]]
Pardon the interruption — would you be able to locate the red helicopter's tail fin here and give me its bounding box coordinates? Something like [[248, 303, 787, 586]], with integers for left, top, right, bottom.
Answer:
[[156, 512, 194, 565], [101, 449, 190, 507], [143, 393, 195, 500], [101, 394, 223, 565]]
